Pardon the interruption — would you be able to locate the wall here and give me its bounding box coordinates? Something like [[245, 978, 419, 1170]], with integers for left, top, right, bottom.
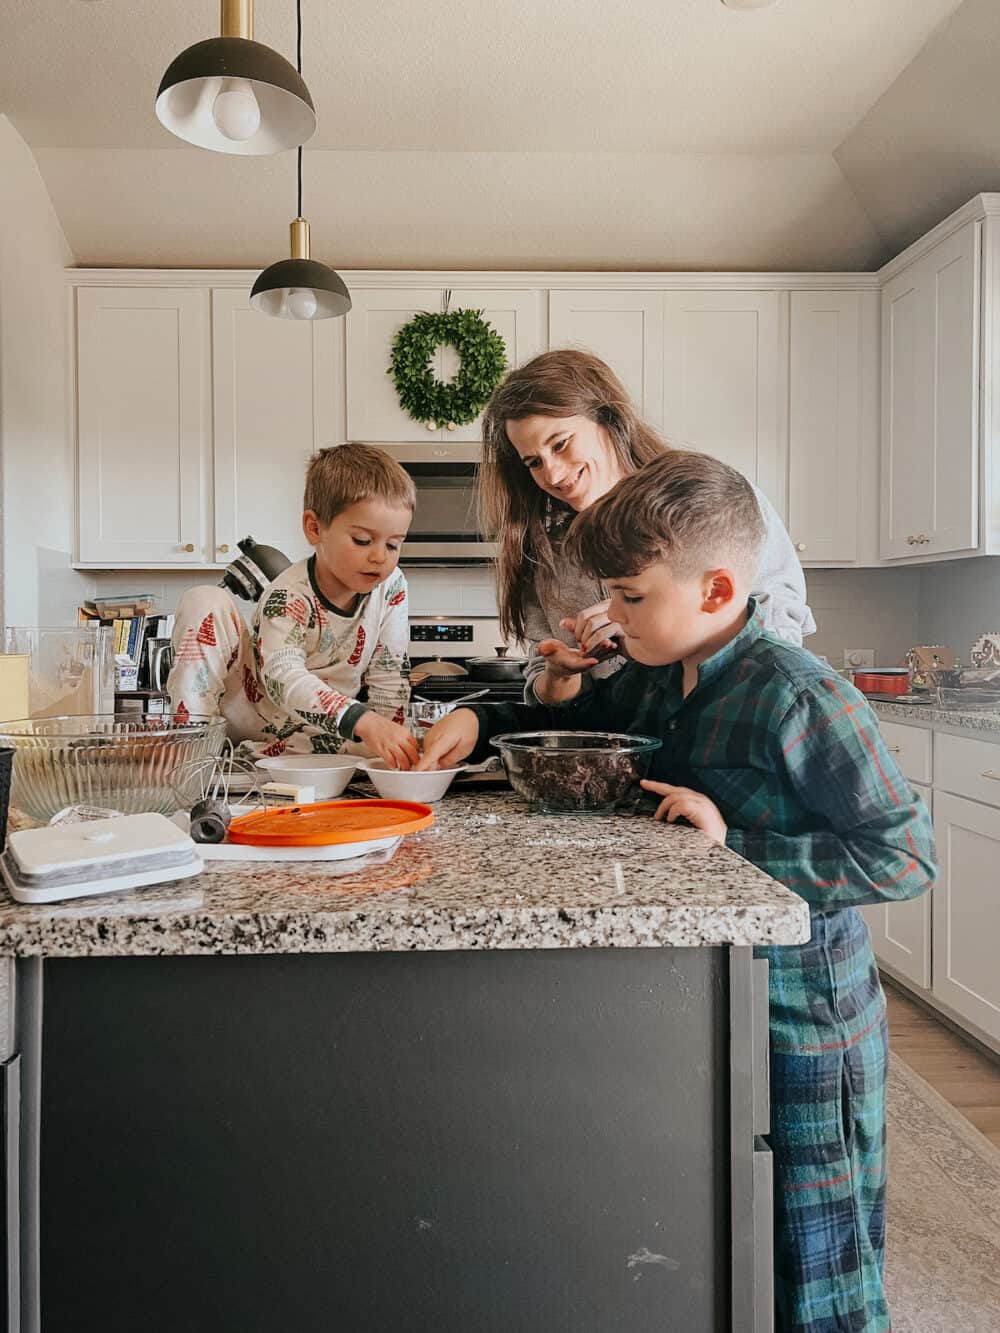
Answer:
[[88, 563, 926, 668], [0, 115, 88, 629], [803, 568, 922, 667], [835, 0, 1000, 263], [917, 556, 1000, 659]]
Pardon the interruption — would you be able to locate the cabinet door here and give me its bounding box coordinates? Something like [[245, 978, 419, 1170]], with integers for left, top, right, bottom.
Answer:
[[662, 292, 783, 516], [932, 791, 1000, 1043], [881, 221, 980, 560], [548, 290, 664, 428], [212, 290, 339, 566], [860, 781, 932, 989], [788, 292, 860, 564], [77, 287, 209, 564], [346, 289, 444, 440], [346, 289, 542, 441], [442, 289, 545, 441]]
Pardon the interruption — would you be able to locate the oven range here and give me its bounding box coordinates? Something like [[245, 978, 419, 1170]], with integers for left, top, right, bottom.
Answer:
[[408, 618, 526, 703]]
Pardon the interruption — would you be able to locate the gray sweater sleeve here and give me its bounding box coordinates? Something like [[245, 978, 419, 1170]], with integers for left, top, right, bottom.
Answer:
[[750, 486, 816, 645], [522, 582, 560, 702]]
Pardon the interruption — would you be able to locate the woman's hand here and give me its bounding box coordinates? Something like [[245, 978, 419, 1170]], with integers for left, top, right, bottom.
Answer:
[[354, 711, 420, 770], [560, 599, 624, 656], [640, 781, 728, 844], [414, 709, 480, 771]]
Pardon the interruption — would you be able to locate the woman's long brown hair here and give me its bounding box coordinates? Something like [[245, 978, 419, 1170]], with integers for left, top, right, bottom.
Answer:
[[480, 349, 667, 642]]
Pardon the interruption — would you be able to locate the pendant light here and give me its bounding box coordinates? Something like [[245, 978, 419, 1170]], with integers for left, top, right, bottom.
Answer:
[[155, 0, 315, 155], [250, 3, 350, 320], [249, 189, 351, 318]]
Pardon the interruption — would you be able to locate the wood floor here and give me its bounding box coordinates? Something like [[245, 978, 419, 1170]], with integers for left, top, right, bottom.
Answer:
[[885, 980, 1000, 1149]]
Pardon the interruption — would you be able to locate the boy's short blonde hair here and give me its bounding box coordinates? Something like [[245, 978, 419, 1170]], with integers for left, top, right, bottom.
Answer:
[[565, 450, 765, 581], [303, 444, 416, 525]]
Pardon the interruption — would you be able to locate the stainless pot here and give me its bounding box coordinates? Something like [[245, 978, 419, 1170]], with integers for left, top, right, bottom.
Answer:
[[466, 648, 528, 683]]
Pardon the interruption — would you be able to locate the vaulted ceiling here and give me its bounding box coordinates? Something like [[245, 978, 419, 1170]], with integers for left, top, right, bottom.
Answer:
[[2, 0, 994, 271]]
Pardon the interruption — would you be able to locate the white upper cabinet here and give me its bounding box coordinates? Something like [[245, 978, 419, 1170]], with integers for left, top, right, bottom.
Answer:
[[212, 289, 341, 566], [77, 287, 210, 565], [881, 218, 980, 560], [787, 291, 863, 564], [661, 292, 783, 516], [345, 288, 544, 442], [547, 291, 665, 429]]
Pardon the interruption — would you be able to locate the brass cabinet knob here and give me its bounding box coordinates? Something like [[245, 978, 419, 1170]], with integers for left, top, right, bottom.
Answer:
[[795, 542, 806, 552], [906, 535, 916, 545], [218, 544, 230, 554], [183, 543, 195, 553]]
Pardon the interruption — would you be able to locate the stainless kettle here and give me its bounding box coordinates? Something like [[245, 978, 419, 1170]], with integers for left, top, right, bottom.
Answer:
[[147, 639, 174, 691]]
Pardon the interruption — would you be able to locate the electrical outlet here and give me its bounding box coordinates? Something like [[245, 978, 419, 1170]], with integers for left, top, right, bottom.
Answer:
[[843, 648, 875, 669]]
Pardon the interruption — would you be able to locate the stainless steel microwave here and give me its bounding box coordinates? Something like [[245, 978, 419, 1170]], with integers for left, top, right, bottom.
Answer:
[[367, 443, 495, 563]]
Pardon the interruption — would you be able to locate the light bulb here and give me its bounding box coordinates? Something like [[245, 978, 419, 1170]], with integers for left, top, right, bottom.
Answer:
[[286, 287, 318, 320], [212, 79, 261, 142]]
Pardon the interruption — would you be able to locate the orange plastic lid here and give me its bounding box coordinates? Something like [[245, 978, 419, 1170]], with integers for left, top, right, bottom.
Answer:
[[227, 799, 435, 847]]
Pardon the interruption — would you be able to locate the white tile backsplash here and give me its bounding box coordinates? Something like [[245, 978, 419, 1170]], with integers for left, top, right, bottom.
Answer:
[[90, 563, 502, 621], [803, 567, 922, 666], [917, 556, 1000, 660], [93, 564, 926, 666]]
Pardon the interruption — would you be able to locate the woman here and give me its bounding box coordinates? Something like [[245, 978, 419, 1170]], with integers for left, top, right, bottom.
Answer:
[[480, 350, 815, 701]]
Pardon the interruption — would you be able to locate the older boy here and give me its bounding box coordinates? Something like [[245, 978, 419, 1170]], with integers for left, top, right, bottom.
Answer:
[[169, 443, 418, 768], [419, 451, 936, 1332]]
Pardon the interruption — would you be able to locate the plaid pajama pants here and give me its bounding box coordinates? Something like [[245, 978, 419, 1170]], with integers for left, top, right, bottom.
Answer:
[[768, 1002, 890, 1332]]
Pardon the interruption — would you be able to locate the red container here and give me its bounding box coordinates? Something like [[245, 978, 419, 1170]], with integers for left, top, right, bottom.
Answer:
[[853, 668, 909, 697]]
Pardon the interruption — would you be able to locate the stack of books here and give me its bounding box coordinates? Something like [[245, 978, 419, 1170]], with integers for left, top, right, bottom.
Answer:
[[78, 596, 174, 697]]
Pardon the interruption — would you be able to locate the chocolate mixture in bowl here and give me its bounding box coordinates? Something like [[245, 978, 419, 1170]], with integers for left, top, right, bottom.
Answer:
[[491, 731, 662, 815]]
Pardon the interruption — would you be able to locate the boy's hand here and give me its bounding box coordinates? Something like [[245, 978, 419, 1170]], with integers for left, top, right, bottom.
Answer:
[[532, 639, 595, 704], [560, 599, 624, 656], [640, 781, 728, 844], [354, 711, 420, 770], [414, 709, 479, 771]]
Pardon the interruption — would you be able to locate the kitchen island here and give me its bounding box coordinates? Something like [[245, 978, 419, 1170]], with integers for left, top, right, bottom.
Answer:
[[0, 792, 809, 1333]]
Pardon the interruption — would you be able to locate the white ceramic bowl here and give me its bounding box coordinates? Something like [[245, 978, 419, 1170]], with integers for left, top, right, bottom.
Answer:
[[360, 759, 463, 803], [254, 754, 357, 800]]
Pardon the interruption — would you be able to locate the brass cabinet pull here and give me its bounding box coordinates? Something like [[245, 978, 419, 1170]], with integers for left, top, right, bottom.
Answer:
[[886, 746, 902, 753], [981, 770, 1000, 782], [183, 543, 195, 553], [795, 542, 806, 552], [218, 544, 230, 554]]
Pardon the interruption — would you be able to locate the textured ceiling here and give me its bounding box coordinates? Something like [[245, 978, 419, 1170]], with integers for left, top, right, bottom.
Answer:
[[0, 0, 978, 270], [1, 0, 963, 155]]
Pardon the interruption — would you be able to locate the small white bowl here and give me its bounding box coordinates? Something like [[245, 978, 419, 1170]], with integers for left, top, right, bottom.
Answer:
[[254, 754, 357, 800], [360, 758, 464, 803]]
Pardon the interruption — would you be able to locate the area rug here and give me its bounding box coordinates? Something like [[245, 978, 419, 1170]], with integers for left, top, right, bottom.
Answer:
[[885, 1053, 1000, 1331]]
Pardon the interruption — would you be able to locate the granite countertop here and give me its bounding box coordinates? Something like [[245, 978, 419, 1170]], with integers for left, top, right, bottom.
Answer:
[[0, 792, 810, 958], [871, 699, 1000, 736]]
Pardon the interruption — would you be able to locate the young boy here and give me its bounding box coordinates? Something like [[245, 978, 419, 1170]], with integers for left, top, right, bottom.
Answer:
[[418, 450, 936, 1332], [169, 443, 419, 768]]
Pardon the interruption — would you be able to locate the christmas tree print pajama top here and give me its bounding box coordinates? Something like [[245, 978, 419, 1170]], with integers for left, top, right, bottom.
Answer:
[[168, 556, 411, 755]]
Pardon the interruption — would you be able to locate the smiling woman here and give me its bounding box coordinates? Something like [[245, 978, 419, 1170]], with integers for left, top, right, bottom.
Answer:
[[479, 350, 816, 705]]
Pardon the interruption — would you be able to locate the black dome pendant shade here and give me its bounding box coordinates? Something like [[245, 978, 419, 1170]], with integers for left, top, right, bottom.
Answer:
[[251, 215, 351, 320], [155, 0, 315, 155]]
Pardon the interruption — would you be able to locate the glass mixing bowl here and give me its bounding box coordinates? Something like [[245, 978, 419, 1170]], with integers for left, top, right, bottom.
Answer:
[[0, 713, 227, 822], [491, 731, 662, 815]]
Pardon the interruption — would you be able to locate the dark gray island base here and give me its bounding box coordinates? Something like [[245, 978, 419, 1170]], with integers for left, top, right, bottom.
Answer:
[[0, 794, 809, 1333]]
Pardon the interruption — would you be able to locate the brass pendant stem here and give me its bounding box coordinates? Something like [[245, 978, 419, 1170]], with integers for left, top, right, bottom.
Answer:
[[220, 0, 253, 40], [290, 217, 311, 261]]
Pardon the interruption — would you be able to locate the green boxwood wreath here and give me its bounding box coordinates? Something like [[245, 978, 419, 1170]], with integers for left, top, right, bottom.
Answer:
[[388, 308, 508, 429]]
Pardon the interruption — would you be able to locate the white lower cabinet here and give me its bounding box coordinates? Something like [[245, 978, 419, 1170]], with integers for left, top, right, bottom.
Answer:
[[861, 781, 932, 990], [931, 791, 1000, 1045]]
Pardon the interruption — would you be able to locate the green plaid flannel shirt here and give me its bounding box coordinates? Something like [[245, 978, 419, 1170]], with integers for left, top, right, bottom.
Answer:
[[470, 600, 937, 1051]]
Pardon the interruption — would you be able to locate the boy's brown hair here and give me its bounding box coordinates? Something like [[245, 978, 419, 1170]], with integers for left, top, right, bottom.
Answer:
[[565, 450, 765, 582], [303, 444, 416, 525]]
